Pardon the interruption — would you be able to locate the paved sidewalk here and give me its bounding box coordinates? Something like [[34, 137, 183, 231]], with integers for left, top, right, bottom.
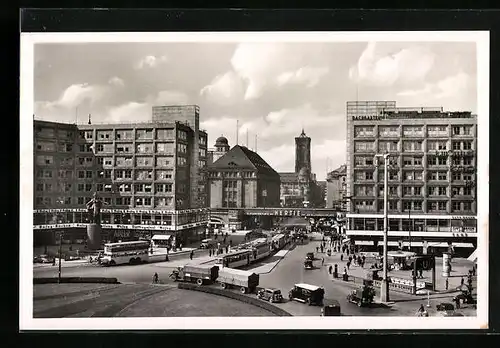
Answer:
[[249, 248, 292, 274]]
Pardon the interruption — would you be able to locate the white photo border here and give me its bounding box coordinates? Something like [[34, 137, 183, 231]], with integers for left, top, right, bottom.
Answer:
[[20, 31, 489, 331]]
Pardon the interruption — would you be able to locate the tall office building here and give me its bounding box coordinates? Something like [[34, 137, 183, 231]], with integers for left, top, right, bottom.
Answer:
[[33, 105, 208, 247], [345, 101, 477, 255]]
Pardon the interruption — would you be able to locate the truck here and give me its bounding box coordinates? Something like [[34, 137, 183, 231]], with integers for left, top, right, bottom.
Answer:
[[217, 267, 259, 294], [169, 264, 219, 286]]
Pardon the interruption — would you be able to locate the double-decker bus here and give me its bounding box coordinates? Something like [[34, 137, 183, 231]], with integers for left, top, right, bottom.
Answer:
[[215, 249, 252, 268], [100, 240, 150, 266]]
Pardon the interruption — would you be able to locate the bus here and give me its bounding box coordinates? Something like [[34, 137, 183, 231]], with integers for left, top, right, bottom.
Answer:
[[100, 240, 151, 266], [215, 249, 252, 268]]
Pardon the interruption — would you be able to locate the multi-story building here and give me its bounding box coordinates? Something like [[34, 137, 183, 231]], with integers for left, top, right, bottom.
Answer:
[[345, 101, 477, 255], [207, 145, 281, 209], [326, 164, 347, 210], [33, 105, 209, 248]]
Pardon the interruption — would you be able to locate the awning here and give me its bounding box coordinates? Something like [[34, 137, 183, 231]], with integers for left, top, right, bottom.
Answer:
[[467, 248, 478, 262], [355, 241, 374, 246], [453, 243, 475, 248], [152, 234, 171, 240]]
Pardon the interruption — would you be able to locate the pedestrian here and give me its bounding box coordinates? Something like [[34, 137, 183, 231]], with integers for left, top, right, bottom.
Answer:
[[328, 265, 333, 274], [316, 246, 319, 253], [153, 272, 159, 284], [461, 277, 464, 287], [340, 254, 344, 261], [321, 257, 325, 266], [419, 268, 423, 278], [209, 248, 212, 257], [362, 255, 366, 264], [347, 261, 351, 270], [179, 243, 183, 251], [348, 256, 352, 263], [445, 277, 449, 290], [225, 245, 229, 254], [189, 251, 193, 260]]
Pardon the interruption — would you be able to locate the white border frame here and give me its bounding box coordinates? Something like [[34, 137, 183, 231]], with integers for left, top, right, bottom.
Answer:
[[20, 31, 489, 330]]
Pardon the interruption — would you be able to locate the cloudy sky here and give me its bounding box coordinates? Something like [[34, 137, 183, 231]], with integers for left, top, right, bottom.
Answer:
[[34, 41, 477, 180]]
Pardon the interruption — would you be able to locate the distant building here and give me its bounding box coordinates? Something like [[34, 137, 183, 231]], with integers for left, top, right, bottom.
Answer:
[[207, 145, 281, 209], [207, 136, 230, 164], [316, 180, 327, 208], [279, 129, 322, 207], [326, 164, 347, 210]]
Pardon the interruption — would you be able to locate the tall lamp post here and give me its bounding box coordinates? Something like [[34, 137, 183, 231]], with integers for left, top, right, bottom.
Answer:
[[407, 208, 412, 251], [58, 230, 64, 284], [375, 153, 390, 303]]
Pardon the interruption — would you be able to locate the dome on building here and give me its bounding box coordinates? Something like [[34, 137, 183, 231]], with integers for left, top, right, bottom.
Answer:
[[215, 136, 229, 146]]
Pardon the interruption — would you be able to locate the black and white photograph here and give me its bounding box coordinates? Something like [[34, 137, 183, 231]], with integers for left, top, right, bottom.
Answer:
[[20, 31, 489, 330]]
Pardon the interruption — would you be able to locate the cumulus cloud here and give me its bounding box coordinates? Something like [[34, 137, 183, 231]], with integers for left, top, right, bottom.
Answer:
[[153, 90, 190, 105], [46, 83, 108, 109], [311, 139, 347, 181], [108, 76, 125, 87], [107, 102, 151, 123], [200, 116, 239, 146], [349, 42, 435, 87], [259, 144, 296, 172], [199, 71, 245, 105], [134, 55, 168, 69], [397, 71, 471, 107], [230, 43, 325, 100], [276, 66, 330, 87]]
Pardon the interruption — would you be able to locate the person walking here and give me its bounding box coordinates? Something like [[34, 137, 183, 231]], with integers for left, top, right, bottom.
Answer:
[[328, 265, 333, 274], [321, 257, 325, 267], [340, 254, 344, 262], [189, 251, 194, 260], [153, 272, 159, 284], [209, 248, 212, 257], [445, 277, 449, 290], [461, 277, 465, 288], [225, 245, 229, 254], [347, 261, 351, 270]]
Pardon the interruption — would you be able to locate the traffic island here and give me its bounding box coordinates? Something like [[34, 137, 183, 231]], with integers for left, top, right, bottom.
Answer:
[[177, 282, 292, 316]]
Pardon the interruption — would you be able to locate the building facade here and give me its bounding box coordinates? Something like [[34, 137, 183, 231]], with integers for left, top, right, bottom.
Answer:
[[295, 129, 311, 172], [33, 105, 209, 247], [326, 164, 347, 210], [345, 101, 477, 255]]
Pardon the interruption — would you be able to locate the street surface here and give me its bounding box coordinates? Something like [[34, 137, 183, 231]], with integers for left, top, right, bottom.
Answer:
[[34, 283, 273, 317], [33, 230, 477, 317]]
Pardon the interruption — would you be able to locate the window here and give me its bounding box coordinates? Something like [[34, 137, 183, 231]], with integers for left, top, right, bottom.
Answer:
[[136, 129, 153, 140], [119, 184, 132, 192], [156, 142, 174, 154], [463, 174, 472, 181], [438, 201, 447, 211], [378, 141, 399, 152], [116, 130, 133, 140], [464, 186, 472, 196], [155, 183, 173, 193], [354, 126, 375, 137], [463, 202, 472, 211], [177, 157, 187, 166], [378, 126, 399, 137], [135, 170, 153, 180], [36, 155, 54, 165], [452, 201, 461, 211], [156, 157, 172, 167], [97, 157, 104, 165], [354, 141, 374, 152], [96, 184, 104, 192], [453, 157, 461, 166], [115, 197, 123, 206], [463, 141, 472, 150], [85, 184, 92, 192], [136, 157, 153, 167], [116, 157, 133, 167], [156, 128, 174, 140], [178, 144, 187, 153], [77, 183, 85, 192], [78, 197, 85, 205], [403, 201, 412, 210], [428, 187, 436, 196], [388, 201, 398, 211], [438, 157, 447, 166], [177, 130, 187, 140], [452, 126, 461, 135], [199, 136, 207, 145], [97, 130, 112, 140], [438, 187, 447, 196], [403, 141, 422, 152], [463, 126, 472, 135], [116, 144, 133, 153], [414, 187, 421, 196], [86, 171, 93, 178], [438, 172, 447, 181], [156, 170, 173, 180], [463, 156, 473, 166], [78, 170, 85, 179], [136, 143, 153, 153], [403, 125, 423, 136]]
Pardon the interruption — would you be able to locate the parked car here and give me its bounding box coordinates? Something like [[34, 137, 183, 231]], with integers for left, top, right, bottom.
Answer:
[[321, 300, 341, 316], [257, 288, 283, 303], [33, 254, 53, 264], [288, 283, 324, 306], [306, 252, 314, 260]]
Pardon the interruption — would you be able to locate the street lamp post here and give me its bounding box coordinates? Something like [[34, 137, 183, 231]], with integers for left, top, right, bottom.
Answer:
[[58, 230, 64, 284], [375, 153, 390, 303], [408, 208, 412, 251]]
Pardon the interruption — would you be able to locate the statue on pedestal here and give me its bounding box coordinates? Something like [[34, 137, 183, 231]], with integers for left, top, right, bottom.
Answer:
[[86, 192, 108, 225]]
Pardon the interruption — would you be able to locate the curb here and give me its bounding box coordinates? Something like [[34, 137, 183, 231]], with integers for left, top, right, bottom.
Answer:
[[177, 282, 292, 317], [34, 277, 120, 284], [257, 248, 292, 275]]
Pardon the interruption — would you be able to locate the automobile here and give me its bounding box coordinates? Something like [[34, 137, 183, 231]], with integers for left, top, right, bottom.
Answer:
[[321, 300, 342, 316], [304, 259, 314, 270], [257, 288, 283, 303], [346, 285, 376, 307], [436, 302, 455, 312], [306, 252, 314, 260], [288, 283, 325, 306], [453, 291, 476, 305], [200, 239, 216, 249], [33, 254, 54, 264]]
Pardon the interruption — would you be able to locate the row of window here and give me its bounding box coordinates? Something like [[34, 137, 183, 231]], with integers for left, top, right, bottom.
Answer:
[[354, 155, 475, 167], [35, 196, 175, 207], [354, 125, 473, 137], [354, 185, 474, 197], [37, 169, 176, 181], [208, 171, 257, 178], [35, 181, 193, 194], [354, 140, 474, 153], [355, 170, 474, 182], [353, 200, 473, 212]]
